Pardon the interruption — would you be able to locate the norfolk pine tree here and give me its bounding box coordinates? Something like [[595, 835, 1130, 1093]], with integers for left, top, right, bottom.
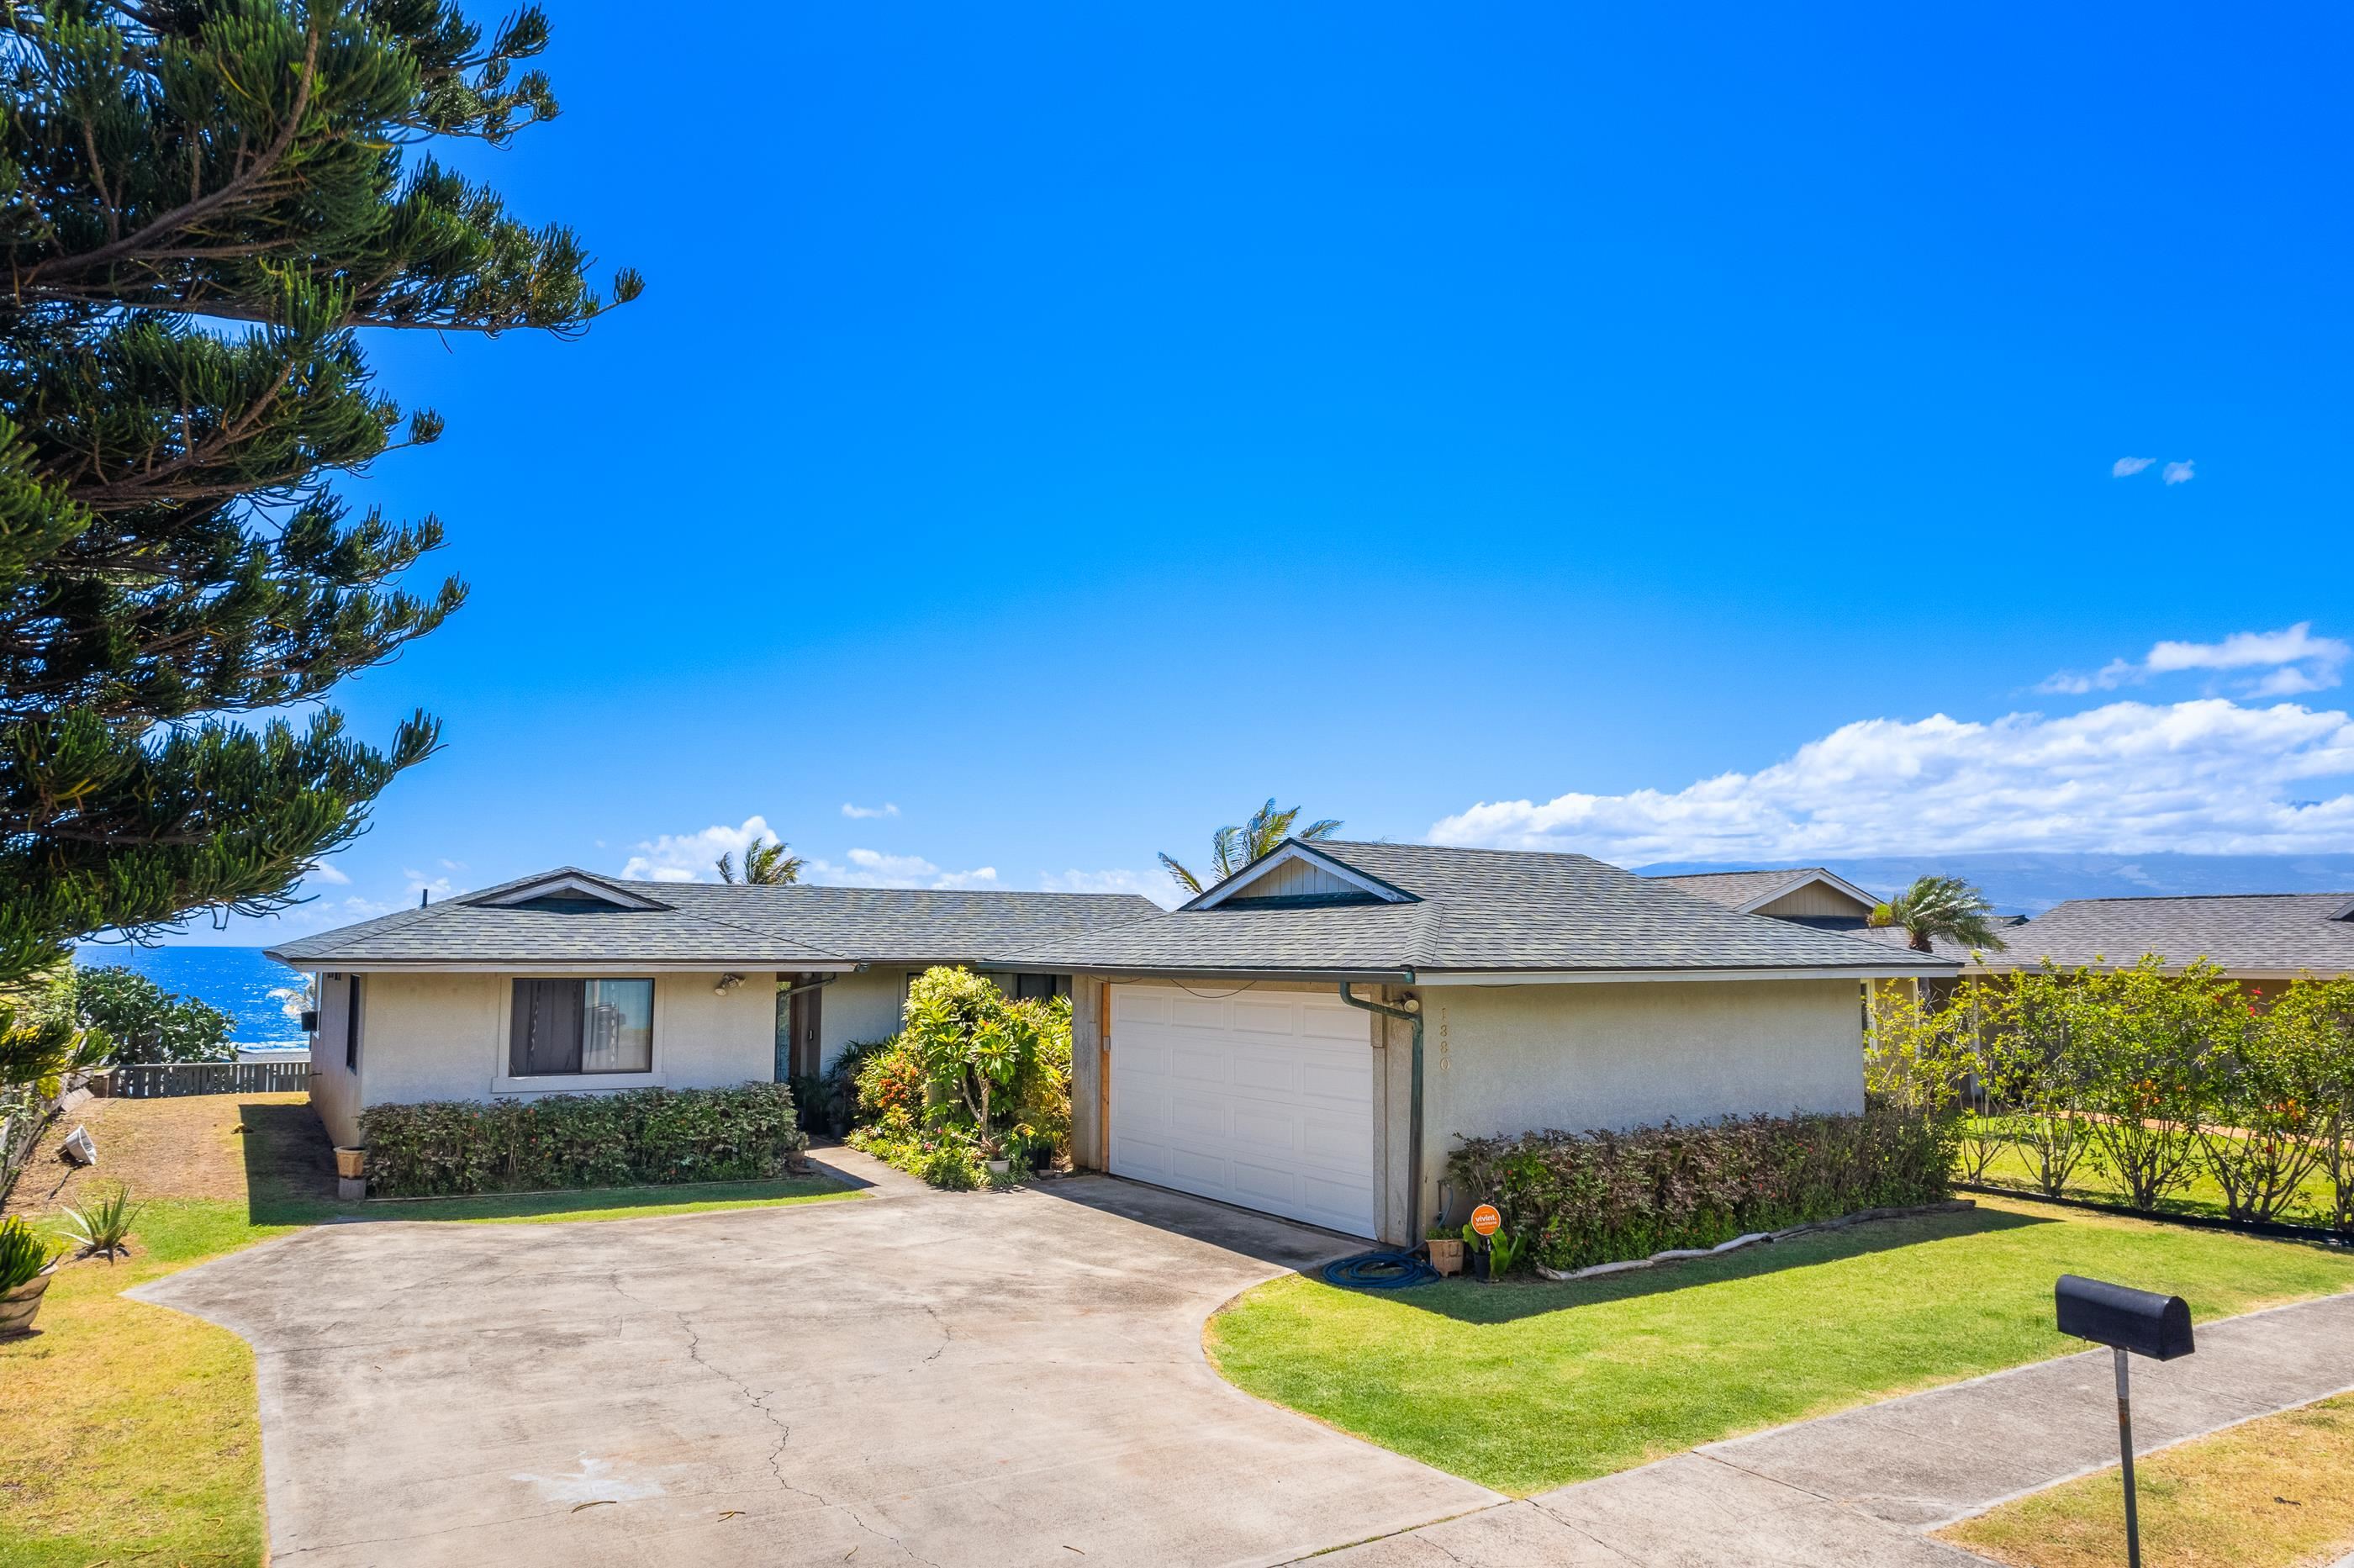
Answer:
[[0, 0, 639, 981]]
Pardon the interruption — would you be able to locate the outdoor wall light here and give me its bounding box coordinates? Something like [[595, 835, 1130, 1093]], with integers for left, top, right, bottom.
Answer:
[[713, 973, 745, 996], [2055, 1274, 2195, 1568]]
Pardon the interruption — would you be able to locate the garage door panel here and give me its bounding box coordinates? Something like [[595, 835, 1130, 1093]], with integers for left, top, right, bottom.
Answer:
[[1296, 1169, 1367, 1215], [1108, 986, 1375, 1238], [1230, 999, 1296, 1034], [1230, 1053, 1297, 1094], [1113, 989, 1169, 1026], [1168, 995, 1232, 1031], [1299, 1059, 1370, 1102], [1165, 1090, 1229, 1138], [1169, 1043, 1229, 1080], [1299, 1116, 1370, 1167], [1229, 1106, 1298, 1155], [1302, 1007, 1370, 1041]]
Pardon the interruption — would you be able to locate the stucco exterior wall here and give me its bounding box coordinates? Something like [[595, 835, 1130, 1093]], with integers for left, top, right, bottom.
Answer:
[[308, 972, 362, 1147], [338, 971, 780, 1127], [1414, 978, 1866, 1232], [815, 969, 907, 1072]]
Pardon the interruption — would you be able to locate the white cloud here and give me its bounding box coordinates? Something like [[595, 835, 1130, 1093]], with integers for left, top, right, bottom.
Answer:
[[622, 815, 782, 883], [2163, 459, 2195, 484], [1429, 697, 2354, 864], [2112, 456, 2156, 478], [805, 848, 999, 890], [841, 802, 900, 819], [303, 860, 351, 885], [2040, 623, 2348, 697], [1038, 867, 1183, 907]]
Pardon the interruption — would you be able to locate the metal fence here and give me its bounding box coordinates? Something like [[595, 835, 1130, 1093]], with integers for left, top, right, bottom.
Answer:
[[108, 1060, 314, 1098]]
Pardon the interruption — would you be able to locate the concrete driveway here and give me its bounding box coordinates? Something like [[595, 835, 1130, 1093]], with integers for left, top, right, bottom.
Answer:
[[134, 1154, 1495, 1566]]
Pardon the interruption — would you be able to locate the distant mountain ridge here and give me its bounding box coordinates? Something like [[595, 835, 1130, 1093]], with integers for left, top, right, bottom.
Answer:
[[1633, 853, 2354, 916]]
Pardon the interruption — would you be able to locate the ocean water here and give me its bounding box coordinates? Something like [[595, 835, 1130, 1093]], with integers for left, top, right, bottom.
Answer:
[[71, 944, 312, 1050]]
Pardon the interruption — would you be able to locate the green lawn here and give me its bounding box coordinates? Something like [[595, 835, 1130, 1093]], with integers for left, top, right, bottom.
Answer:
[[1206, 1195, 2354, 1497], [1, 1099, 855, 1568], [1968, 1133, 2342, 1228]]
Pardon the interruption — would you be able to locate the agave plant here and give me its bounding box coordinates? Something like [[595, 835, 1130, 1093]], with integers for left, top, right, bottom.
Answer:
[[61, 1182, 144, 1263], [0, 1215, 61, 1291]]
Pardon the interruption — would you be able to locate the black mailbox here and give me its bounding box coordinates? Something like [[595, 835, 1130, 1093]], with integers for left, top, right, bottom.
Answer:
[[2056, 1275, 2193, 1361]]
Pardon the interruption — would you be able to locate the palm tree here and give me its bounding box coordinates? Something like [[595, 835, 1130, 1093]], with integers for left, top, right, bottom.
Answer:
[[716, 835, 804, 885], [1159, 799, 1343, 896], [1868, 874, 2008, 954]]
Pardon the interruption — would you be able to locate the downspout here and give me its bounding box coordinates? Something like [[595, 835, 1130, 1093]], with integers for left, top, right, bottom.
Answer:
[[1339, 979, 1423, 1244]]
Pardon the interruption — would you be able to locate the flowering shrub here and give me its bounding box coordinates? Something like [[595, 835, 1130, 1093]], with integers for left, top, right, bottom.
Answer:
[[853, 1036, 927, 1137], [1447, 1107, 1956, 1274], [358, 1083, 807, 1197], [843, 969, 1073, 1189]]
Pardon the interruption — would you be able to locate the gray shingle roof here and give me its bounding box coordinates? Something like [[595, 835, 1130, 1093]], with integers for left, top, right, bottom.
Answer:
[[267, 868, 1164, 968], [1648, 868, 1827, 909], [1981, 894, 2354, 977], [1009, 841, 1956, 978]]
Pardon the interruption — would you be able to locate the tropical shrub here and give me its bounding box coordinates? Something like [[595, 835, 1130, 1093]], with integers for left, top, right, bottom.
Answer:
[[812, 1038, 895, 1136], [357, 1083, 806, 1197], [1447, 1106, 1955, 1274], [846, 969, 1072, 1188], [2075, 959, 2227, 1210], [901, 967, 1050, 1155], [917, 1137, 986, 1191], [852, 1036, 926, 1136], [72, 965, 233, 1064]]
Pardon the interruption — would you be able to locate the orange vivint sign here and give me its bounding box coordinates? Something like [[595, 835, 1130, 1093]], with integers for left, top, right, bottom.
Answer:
[[1469, 1204, 1502, 1237]]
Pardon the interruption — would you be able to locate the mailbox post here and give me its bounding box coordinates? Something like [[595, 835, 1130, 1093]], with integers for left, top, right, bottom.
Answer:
[[2055, 1275, 2194, 1568]]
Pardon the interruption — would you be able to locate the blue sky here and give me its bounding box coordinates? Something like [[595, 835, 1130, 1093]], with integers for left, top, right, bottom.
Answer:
[[190, 3, 2354, 941]]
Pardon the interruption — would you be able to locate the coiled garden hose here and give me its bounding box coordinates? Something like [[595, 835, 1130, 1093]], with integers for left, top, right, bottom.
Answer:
[[1321, 1249, 1438, 1290]]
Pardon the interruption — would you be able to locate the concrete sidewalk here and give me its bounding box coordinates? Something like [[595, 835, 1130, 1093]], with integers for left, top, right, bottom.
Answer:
[[1302, 1289, 2354, 1566]]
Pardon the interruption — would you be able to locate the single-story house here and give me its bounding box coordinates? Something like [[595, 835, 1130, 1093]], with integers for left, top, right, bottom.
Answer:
[[1968, 892, 2354, 984], [270, 843, 1954, 1244], [267, 870, 1162, 1151]]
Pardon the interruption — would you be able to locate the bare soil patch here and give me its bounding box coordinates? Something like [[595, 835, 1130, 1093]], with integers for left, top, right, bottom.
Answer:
[[6, 1092, 333, 1216]]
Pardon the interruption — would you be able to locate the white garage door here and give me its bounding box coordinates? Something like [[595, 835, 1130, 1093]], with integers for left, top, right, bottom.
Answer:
[[1108, 985, 1376, 1238]]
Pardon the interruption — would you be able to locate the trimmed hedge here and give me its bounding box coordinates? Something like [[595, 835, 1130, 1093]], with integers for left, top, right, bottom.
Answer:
[[356, 1083, 809, 1197], [1447, 1106, 1956, 1273]]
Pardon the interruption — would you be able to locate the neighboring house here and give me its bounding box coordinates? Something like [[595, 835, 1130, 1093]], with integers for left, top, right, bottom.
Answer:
[[1650, 866, 2027, 978], [1645, 867, 1882, 929], [1973, 893, 2354, 984], [267, 869, 1161, 1148], [1018, 841, 1950, 1243], [272, 844, 1951, 1246]]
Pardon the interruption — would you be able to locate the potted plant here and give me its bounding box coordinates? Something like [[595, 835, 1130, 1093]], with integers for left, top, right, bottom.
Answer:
[[1460, 1221, 1528, 1284], [981, 1134, 1011, 1176], [0, 1216, 64, 1338], [1426, 1221, 1465, 1277]]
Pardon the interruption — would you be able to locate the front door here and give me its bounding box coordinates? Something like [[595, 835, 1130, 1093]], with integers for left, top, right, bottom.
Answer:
[[786, 978, 823, 1080]]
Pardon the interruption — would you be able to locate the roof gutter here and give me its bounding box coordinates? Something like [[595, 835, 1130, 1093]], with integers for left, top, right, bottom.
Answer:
[[1412, 963, 1956, 985], [1338, 980, 1424, 1246]]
